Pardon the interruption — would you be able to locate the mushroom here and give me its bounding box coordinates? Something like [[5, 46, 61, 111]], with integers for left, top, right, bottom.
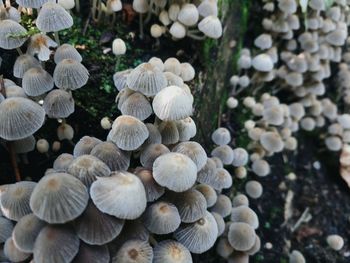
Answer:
[[0, 19, 28, 51], [43, 89, 75, 119], [228, 222, 256, 252], [153, 240, 192, 263], [53, 59, 89, 90], [22, 67, 54, 96], [72, 243, 110, 263], [4, 237, 31, 262], [112, 239, 153, 263], [54, 43, 82, 63]]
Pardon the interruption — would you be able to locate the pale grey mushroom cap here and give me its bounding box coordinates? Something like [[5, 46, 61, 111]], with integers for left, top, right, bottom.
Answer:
[[251, 159, 270, 177], [232, 148, 249, 167], [0, 181, 36, 221], [209, 168, 233, 190], [4, 85, 27, 98], [326, 234, 344, 251], [178, 4, 199, 26], [13, 135, 36, 154], [153, 240, 192, 263], [54, 43, 82, 64], [228, 222, 256, 251], [198, 15, 222, 39], [143, 123, 162, 146], [211, 212, 225, 236], [176, 117, 197, 141], [143, 201, 181, 234], [197, 158, 217, 187], [12, 213, 46, 253], [73, 136, 102, 157], [211, 145, 234, 165], [90, 171, 147, 220], [260, 132, 284, 153], [33, 225, 80, 263], [153, 85, 193, 121], [22, 67, 54, 96], [30, 172, 89, 224], [4, 237, 31, 262], [74, 201, 124, 245], [246, 235, 261, 255], [0, 97, 45, 141], [195, 184, 217, 208], [0, 217, 13, 243], [16, 0, 50, 8], [120, 92, 153, 121], [232, 194, 249, 207], [113, 69, 131, 91], [140, 143, 170, 169], [0, 5, 21, 22], [211, 128, 231, 145], [134, 167, 165, 202], [289, 250, 306, 263], [230, 206, 259, 229], [158, 121, 180, 145], [112, 239, 153, 263], [72, 243, 110, 263], [197, 0, 218, 17], [36, 2, 73, 32], [210, 194, 232, 218], [245, 180, 263, 199], [108, 115, 149, 151], [13, 54, 41, 78], [174, 211, 218, 254], [43, 89, 75, 118], [252, 54, 274, 72], [53, 153, 74, 172], [54, 59, 89, 90], [172, 141, 208, 171], [126, 62, 167, 96], [153, 152, 197, 192], [216, 237, 234, 259], [0, 20, 28, 49]]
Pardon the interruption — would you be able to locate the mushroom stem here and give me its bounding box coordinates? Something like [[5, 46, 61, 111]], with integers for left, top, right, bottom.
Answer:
[[115, 56, 121, 71], [92, 0, 97, 21], [16, 47, 23, 55], [139, 13, 144, 39], [54, 31, 60, 46], [75, 0, 80, 12]]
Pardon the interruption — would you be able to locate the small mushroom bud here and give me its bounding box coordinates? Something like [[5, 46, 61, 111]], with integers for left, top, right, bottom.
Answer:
[[326, 235, 344, 251], [36, 139, 49, 153], [100, 117, 112, 130], [52, 141, 61, 152], [112, 38, 126, 55], [150, 24, 163, 38]]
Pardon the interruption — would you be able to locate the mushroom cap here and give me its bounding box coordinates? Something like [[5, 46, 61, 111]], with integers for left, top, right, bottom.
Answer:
[[0, 217, 13, 243], [232, 194, 249, 207], [4, 237, 31, 262], [153, 152, 197, 192], [216, 237, 234, 259], [245, 180, 263, 199], [230, 206, 259, 229], [4, 85, 27, 98], [158, 121, 180, 145], [251, 159, 270, 177], [326, 234, 344, 251], [36, 2, 73, 32], [289, 250, 306, 263], [22, 67, 54, 96], [254, 33, 273, 50], [174, 211, 218, 254], [16, 0, 49, 8], [90, 171, 147, 220], [178, 4, 199, 26], [210, 168, 232, 190], [113, 69, 132, 91], [54, 43, 82, 63], [140, 143, 170, 169], [0, 181, 36, 221], [169, 22, 186, 39], [263, 105, 284, 125], [148, 57, 164, 71], [164, 58, 181, 75], [211, 145, 234, 165], [112, 38, 126, 55], [153, 240, 192, 263], [197, 158, 217, 186], [252, 54, 274, 72], [195, 184, 217, 208], [43, 89, 75, 118], [152, 85, 193, 121], [210, 194, 232, 218], [126, 62, 167, 96], [67, 155, 111, 187], [164, 71, 184, 88], [30, 172, 89, 224], [232, 148, 249, 167], [0, 20, 28, 49], [212, 212, 225, 236], [144, 123, 162, 145], [73, 136, 102, 157], [0, 97, 45, 141], [228, 222, 256, 251], [53, 153, 74, 172], [13, 54, 41, 78], [198, 15, 222, 39], [13, 135, 36, 154], [172, 141, 207, 171], [142, 201, 181, 234], [211, 128, 231, 146], [176, 117, 197, 141], [132, 0, 149, 13], [72, 243, 110, 263], [112, 239, 153, 263], [134, 167, 165, 202], [12, 213, 46, 253], [180, 63, 195, 82], [227, 252, 249, 263], [108, 115, 149, 151], [33, 225, 80, 263], [74, 201, 124, 245], [246, 235, 261, 255], [54, 59, 89, 90], [197, 0, 217, 17], [120, 92, 153, 121], [260, 132, 284, 153]]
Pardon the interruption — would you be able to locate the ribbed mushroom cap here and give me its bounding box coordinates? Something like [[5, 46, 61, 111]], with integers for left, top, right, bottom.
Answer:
[[230, 206, 259, 229], [176, 117, 197, 141], [30, 172, 89, 224], [74, 201, 124, 245], [134, 167, 165, 202], [143, 201, 181, 234], [326, 234, 344, 251], [5, 85, 27, 98], [289, 250, 306, 263], [153, 86, 193, 121], [0, 217, 13, 243], [73, 136, 102, 157], [158, 121, 179, 145], [198, 0, 218, 17], [143, 123, 162, 145], [22, 67, 54, 96], [254, 33, 272, 50], [72, 243, 110, 263], [108, 115, 149, 151], [252, 54, 274, 72], [260, 132, 284, 153], [172, 142, 207, 171], [211, 168, 232, 190], [212, 128, 231, 146], [195, 184, 217, 208], [210, 194, 232, 218], [0, 97, 45, 141], [36, 2, 73, 32], [33, 225, 80, 263], [245, 180, 263, 199], [13, 135, 36, 154], [180, 63, 195, 82], [178, 4, 199, 26], [153, 240, 192, 263], [198, 15, 223, 39], [121, 92, 152, 121], [54, 59, 89, 90], [263, 105, 284, 125], [211, 211, 225, 236], [0, 181, 36, 221], [4, 237, 30, 262], [54, 43, 82, 64], [126, 62, 167, 96], [13, 54, 41, 78], [216, 237, 234, 259], [153, 152, 197, 192], [0, 20, 28, 49], [113, 69, 131, 91], [140, 143, 170, 169], [246, 234, 260, 255], [112, 239, 153, 263], [12, 213, 46, 253], [174, 211, 218, 254], [228, 222, 256, 251], [197, 158, 217, 185], [90, 171, 147, 220], [232, 148, 249, 167], [16, 0, 49, 8], [67, 155, 111, 187], [211, 145, 234, 165], [43, 89, 74, 118], [251, 159, 270, 177], [232, 194, 249, 207], [164, 58, 181, 75], [53, 153, 74, 171], [171, 189, 207, 223]]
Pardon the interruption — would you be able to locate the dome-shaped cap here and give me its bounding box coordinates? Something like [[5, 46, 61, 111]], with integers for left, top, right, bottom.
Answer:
[[178, 4, 199, 26], [16, 0, 49, 8], [228, 222, 256, 251], [30, 172, 89, 224], [252, 159, 270, 177], [216, 237, 234, 259], [195, 184, 217, 208], [112, 239, 153, 263], [120, 92, 152, 121], [0, 20, 28, 49], [210, 194, 232, 218], [198, 15, 222, 39], [13, 54, 41, 78], [36, 2, 73, 32], [163, 72, 184, 89], [210, 168, 232, 190], [232, 148, 249, 167], [73, 136, 102, 157], [230, 206, 259, 229], [153, 85, 193, 121], [0, 181, 36, 221], [53, 153, 74, 171], [260, 132, 284, 153], [22, 67, 54, 96], [263, 105, 284, 125], [12, 213, 46, 253], [33, 225, 80, 263], [158, 121, 180, 145], [0, 97, 45, 141], [90, 171, 147, 220], [153, 240, 192, 263], [4, 237, 30, 262], [197, 158, 216, 185], [0, 217, 13, 243], [54, 43, 82, 64], [144, 123, 162, 145], [74, 201, 124, 245], [43, 89, 75, 118], [245, 180, 263, 199], [134, 167, 165, 202], [140, 143, 170, 169], [252, 54, 274, 72], [4, 85, 27, 98], [172, 141, 207, 171], [113, 69, 131, 91], [72, 243, 110, 263], [126, 62, 167, 96], [197, 0, 217, 17], [212, 128, 231, 145], [13, 135, 36, 154], [164, 58, 181, 75], [289, 250, 306, 263], [108, 115, 149, 151], [211, 212, 225, 236], [153, 152, 197, 192], [176, 117, 197, 141], [211, 145, 234, 165], [143, 201, 181, 234], [54, 59, 89, 90], [232, 194, 249, 207], [174, 211, 218, 254]]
